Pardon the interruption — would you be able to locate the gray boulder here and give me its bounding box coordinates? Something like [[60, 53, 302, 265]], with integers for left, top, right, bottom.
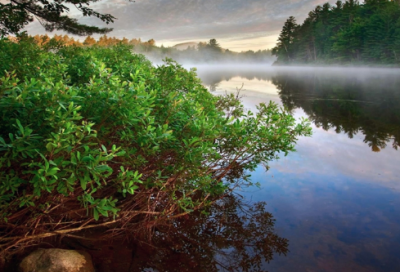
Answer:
[[20, 248, 95, 272]]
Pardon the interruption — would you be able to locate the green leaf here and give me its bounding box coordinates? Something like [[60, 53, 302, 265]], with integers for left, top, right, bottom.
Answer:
[[93, 208, 99, 221], [80, 178, 87, 190], [99, 209, 108, 217], [16, 119, 24, 135], [46, 143, 54, 152], [46, 167, 60, 176]]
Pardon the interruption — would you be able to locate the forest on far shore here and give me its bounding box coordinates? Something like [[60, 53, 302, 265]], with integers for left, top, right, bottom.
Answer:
[[9, 34, 274, 64], [272, 0, 400, 65]]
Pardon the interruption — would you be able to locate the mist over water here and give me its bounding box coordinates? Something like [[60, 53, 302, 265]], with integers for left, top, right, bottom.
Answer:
[[192, 65, 400, 272], [192, 64, 400, 83], [138, 47, 276, 67]]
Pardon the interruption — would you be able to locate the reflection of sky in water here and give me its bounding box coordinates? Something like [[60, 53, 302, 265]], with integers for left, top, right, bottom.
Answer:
[[199, 69, 400, 272], [213, 76, 279, 96]]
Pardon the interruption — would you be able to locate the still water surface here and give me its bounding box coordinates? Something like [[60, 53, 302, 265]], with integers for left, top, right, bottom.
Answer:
[[192, 66, 400, 272], [130, 65, 400, 271]]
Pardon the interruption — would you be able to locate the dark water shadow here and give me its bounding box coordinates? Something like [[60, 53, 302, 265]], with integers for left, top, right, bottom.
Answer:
[[4, 194, 288, 272], [129, 194, 288, 272]]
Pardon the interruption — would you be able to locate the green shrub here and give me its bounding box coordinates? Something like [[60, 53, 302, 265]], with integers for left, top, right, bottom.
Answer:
[[0, 37, 311, 254]]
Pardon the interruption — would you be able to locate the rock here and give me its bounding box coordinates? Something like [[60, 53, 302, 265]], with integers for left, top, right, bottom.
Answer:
[[19, 248, 95, 272]]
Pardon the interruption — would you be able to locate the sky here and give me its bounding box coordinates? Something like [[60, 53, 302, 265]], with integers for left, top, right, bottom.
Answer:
[[25, 0, 332, 52]]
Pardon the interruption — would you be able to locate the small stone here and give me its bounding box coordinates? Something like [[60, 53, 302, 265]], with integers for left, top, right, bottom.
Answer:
[[20, 248, 94, 272]]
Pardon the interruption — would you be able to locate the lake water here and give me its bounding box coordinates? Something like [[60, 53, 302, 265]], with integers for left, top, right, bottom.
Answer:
[[192, 66, 400, 272], [124, 65, 400, 271]]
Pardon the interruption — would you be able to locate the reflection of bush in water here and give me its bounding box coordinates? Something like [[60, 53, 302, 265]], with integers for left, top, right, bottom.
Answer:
[[130, 194, 288, 272], [272, 72, 400, 152]]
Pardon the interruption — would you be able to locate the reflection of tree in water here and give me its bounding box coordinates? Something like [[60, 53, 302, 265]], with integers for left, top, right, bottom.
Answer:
[[197, 67, 400, 151], [271, 72, 400, 152], [130, 194, 288, 272]]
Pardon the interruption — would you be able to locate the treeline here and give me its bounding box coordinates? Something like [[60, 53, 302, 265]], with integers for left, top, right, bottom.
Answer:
[[272, 0, 400, 65], [15, 34, 273, 64], [152, 39, 274, 64], [7, 34, 158, 49]]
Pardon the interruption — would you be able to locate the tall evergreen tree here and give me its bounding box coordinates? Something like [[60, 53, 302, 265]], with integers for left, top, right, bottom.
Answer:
[[272, 16, 298, 63]]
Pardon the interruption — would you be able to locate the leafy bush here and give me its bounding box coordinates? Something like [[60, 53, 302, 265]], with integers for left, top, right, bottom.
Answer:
[[0, 37, 311, 255]]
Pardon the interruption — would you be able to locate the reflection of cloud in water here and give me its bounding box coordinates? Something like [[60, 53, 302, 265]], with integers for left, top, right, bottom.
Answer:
[[213, 76, 279, 95], [197, 67, 400, 190], [196, 66, 400, 272], [210, 79, 399, 190], [270, 117, 400, 190], [213, 89, 282, 110], [247, 156, 400, 271], [209, 77, 283, 110]]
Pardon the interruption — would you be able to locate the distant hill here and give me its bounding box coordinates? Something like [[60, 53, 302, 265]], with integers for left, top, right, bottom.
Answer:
[[173, 42, 198, 50]]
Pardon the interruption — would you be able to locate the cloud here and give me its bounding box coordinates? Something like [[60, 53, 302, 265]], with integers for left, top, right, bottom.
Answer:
[[25, 0, 333, 50]]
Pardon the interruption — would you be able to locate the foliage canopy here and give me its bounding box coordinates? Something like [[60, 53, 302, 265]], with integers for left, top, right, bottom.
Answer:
[[272, 0, 400, 65]]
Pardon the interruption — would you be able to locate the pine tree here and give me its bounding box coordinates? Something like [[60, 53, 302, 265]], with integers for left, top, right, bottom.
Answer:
[[272, 16, 298, 63], [0, 0, 115, 36]]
